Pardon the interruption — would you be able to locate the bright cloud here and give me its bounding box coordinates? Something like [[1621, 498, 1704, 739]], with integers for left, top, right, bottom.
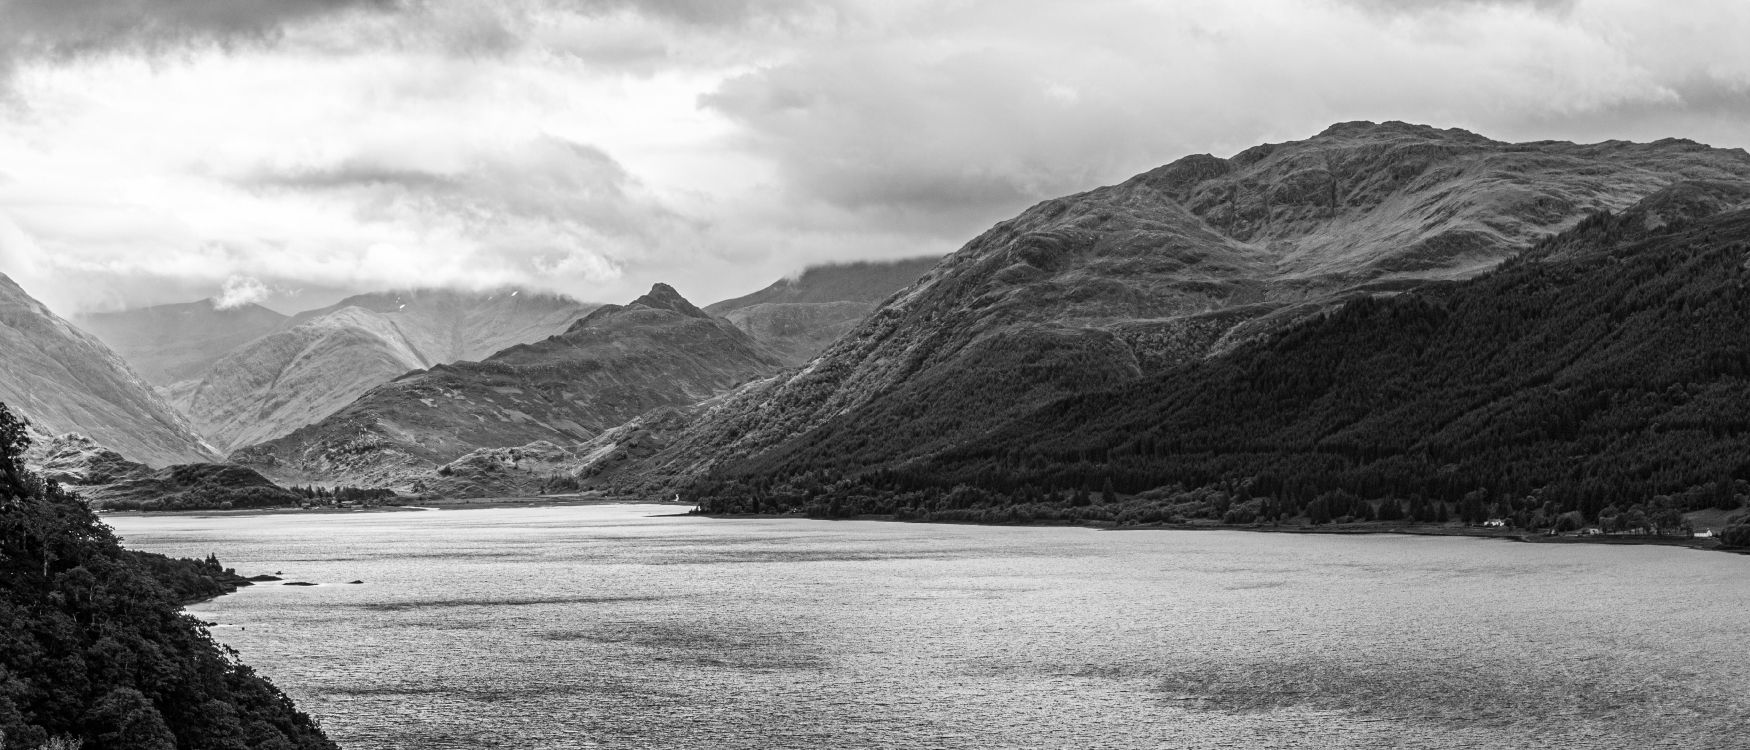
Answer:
[[0, 0, 1745, 314]]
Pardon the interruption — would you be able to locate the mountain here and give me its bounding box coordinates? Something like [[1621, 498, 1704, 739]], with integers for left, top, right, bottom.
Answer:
[[706, 257, 942, 311], [592, 122, 1750, 496], [705, 257, 940, 365], [231, 284, 784, 488], [76, 299, 288, 386], [691, 181, 1750, 531], [279, 288, 594, 360], [175, 288, 594, 453], [0, 274, 215, 465]]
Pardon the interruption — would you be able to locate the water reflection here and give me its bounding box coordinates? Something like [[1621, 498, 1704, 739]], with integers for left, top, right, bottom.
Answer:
[[113, 506, 1750, 749]]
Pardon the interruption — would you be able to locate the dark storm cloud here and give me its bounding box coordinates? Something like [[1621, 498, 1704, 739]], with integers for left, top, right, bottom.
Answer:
[[2, 0, 403, 58]]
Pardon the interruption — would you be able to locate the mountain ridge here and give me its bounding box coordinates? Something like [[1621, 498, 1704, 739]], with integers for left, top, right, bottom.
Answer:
[[689, 180, 1750, 532]]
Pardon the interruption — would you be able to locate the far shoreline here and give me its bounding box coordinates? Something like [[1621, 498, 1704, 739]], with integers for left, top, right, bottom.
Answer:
[[100, 494, 688, 518], [698, 510, 1747, 555], [105, 495, 1745, 556]]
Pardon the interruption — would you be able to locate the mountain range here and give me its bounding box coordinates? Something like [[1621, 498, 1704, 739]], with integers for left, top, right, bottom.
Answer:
[[691, 180, 1750, 525], [229, 284, 786, 487], [582, 121, 1750, 499], [168, 289, 595, 453], [8, 120, 1750, 533]]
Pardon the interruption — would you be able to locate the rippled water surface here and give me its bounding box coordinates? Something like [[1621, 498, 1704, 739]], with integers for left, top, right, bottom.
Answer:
[[111, 505, 1750, 749]]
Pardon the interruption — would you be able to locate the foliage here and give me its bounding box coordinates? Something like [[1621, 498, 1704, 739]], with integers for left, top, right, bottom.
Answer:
[[0, 401, 337, 749], [285, 485, 397, 506], [1721, 520, 1750, 549], [95, 465, 308, 512]]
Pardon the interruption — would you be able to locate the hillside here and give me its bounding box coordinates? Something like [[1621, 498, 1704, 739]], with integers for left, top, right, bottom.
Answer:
[[76, 299, 287, 386], [232, 284, 784, 488], [0, 403, 337, 749], [0, 274, 215, 466], [176, 289, 594, 453], [25, 432, 308, 510], [689, 182, 1750, 532], [706, 257, 940, 365], [596, 122, 1750, 496]]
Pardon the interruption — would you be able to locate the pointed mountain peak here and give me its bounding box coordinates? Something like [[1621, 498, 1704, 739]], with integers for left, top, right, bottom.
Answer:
[[629, 283, 710, 319]]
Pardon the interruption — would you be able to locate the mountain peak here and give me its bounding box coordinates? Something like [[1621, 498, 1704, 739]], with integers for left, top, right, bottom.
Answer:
[[1313, 120, 1487, 142], [630, 283, 710, 319]]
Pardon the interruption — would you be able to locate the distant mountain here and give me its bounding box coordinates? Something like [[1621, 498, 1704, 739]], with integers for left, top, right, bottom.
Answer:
[[231, 284, 784, 488], [0, 274, 214, 465], [591, 122, 1750, 496], [76, 299, 287, 386], [279, 288, 594, 361], [175, 288, 594, 453], [693, 181, 1750, 527], [706, 257, 940, 365], [706, 256, 941, 312]]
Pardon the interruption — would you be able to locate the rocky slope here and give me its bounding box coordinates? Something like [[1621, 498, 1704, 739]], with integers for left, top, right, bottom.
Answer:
[[175, 288, 594, 453], [0, 274, 215, 465], [231, 284, 784, 488], [76, 299, 287, 386], [706, 257, 939, 365], [598, 122, 1750, 494]]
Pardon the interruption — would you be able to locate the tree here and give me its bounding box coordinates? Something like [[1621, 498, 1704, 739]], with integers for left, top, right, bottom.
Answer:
[[85, 688, 176, 750]]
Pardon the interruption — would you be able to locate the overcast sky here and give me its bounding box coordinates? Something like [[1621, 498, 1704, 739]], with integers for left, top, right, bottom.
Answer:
[[0, 0, 1745, 314]]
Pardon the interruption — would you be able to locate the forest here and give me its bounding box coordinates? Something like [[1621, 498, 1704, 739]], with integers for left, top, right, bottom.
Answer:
[[0, 402, 337, 750], [687, 194, 1750, 547]]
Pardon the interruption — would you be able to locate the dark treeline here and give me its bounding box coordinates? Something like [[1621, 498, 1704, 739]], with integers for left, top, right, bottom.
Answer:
[[688, 192, 1750, 544], [0, 402, 338, 749], [98, 465, 305, 512], [286, 485, 398, 506]]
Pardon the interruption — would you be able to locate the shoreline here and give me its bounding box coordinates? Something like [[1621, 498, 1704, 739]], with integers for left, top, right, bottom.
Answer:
[[703, 511, 1744, 554], [102, 495, 685, 518], [110, 496, 1741, 555]]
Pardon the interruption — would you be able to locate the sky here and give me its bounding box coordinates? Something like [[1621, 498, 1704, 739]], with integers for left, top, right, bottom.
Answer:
[[0, 0, 1746, 315]]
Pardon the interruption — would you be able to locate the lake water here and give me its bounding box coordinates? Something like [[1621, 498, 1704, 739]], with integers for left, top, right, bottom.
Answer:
[[110, 505, 1750, 749]]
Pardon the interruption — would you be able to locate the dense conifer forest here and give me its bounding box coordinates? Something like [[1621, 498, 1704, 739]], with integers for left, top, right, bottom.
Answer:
[[687, 188, 1750, 545], [0, 402, 337, 750]]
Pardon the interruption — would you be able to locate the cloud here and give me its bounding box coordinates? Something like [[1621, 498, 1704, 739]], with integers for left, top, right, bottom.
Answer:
[[697, 0, 1750, 248], [214, 274, 270, 309], [234, 135, 688, 282], [1339, 0, 1577, 15], [2, 0, 1749, 316]]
